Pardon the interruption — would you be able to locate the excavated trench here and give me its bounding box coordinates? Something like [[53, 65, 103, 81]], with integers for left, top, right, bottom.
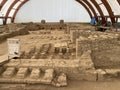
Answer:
[[1, 23, 120, 86]]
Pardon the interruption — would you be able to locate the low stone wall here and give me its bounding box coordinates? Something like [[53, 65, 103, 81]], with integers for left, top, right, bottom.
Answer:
[[96, 69, 120, 81], [66, 23, 94, 34], [70, 30, 120, 44], [4, 56, 120, 81], [0, 27, 29, 43], [24, 22, 67, 31], [76, 33, 119, 57], [5, 51, 96, 81], [5, 59, 80, 80], [70, 30, 91, 43]]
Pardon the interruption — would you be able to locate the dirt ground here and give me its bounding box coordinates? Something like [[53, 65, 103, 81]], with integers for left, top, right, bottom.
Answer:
[[92, 47, 120, 69], [1, 80, 120, 90]]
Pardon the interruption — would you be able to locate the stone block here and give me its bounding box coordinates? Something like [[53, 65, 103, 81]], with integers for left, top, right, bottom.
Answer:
[[52, 73, 67, 87], [96, 69, 106, 81], [30, 68, 40, 79], [105, 69, 120, 78], [2, 67, 16, 78], [60, 20, 64, 24], [79, 60, 95, 70], [41, 69, 54, 84], [77, 70, 97, 81], [16, 68, 28, 79]]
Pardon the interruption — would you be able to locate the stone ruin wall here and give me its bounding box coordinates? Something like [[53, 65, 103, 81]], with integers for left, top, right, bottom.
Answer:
[[76, 33, 120, 58], [0, 23, 94, 44], [1, 23, 120, 82], [0, 24, 29, 43], [74, 32, 120, 81], [24, 22, 67, 31], [0, 22, 67, 43], [5, 59, 97, 81]]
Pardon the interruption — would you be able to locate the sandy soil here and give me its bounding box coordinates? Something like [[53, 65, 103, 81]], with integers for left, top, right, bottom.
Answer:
[[0, 41, 8, 56], [1, 81, 120, 90], [92, 47, 120, 69]]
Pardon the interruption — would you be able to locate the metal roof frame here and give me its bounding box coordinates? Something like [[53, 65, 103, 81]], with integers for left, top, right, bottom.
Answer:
[[0, 0, 120, 25]]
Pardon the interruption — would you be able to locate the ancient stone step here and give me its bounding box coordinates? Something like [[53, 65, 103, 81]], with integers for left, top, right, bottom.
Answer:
[[2, 67, 16, 78], [41, 69, 54, 84], [16, 68, 28, 79], [30, 68, 41, 79]]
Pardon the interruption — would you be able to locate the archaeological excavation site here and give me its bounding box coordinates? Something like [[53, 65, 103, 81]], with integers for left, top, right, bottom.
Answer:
[[0, 0, 120, 90]]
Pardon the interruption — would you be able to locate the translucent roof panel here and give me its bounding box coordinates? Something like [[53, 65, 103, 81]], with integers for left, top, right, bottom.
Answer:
[[0, 0, 14, 16], [9, 1, 22, 17], [107, 0, 120, 15], [80, 0, 94, 17], [0, 0, 3, 3], [96, 0, 109, 16], [13, 1, 21, 9], [9, 9, 15, 17], [0, 0, 120, 24], [88, 0, 100, 16], [15, 0, 91, 22], [118, 18, 120, 22]]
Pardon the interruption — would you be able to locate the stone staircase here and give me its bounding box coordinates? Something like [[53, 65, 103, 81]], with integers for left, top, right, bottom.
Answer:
[[0, 67, 67, 87]]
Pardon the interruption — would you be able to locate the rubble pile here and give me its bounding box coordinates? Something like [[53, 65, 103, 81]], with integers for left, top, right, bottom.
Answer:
[[52, 73, 67, 87]]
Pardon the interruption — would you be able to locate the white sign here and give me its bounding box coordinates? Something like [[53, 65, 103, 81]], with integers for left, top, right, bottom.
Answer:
[[7, 38, 20, 58]]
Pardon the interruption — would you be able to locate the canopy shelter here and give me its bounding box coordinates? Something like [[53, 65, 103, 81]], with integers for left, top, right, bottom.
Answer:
[[0, 0, 120, 25], [76, 0, 120, 25], [0, 0, 29, 25]]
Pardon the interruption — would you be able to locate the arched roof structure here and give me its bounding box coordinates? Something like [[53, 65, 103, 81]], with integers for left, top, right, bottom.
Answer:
[[0, 0, 120, 25], [76, 0, 120, 24], [0, 0, 29, 25]]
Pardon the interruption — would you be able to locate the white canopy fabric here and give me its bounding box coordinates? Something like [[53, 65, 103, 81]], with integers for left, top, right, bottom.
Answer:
[[0, 0, 120, 24]]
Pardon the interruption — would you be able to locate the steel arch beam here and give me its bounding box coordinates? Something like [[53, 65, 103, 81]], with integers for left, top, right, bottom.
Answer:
[[90, 0, 106, 24], [0, 0, 7, 10], [81, 0, 98, 21], [117, 0, 120, 5], [4, 0, 19, 25], [101, 0, 115, 24], [11, 0, 29, 23], [76, 0, 93, 19]]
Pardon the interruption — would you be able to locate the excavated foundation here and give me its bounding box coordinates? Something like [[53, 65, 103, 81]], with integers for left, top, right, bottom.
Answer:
[[0, 23, 120, 85]]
